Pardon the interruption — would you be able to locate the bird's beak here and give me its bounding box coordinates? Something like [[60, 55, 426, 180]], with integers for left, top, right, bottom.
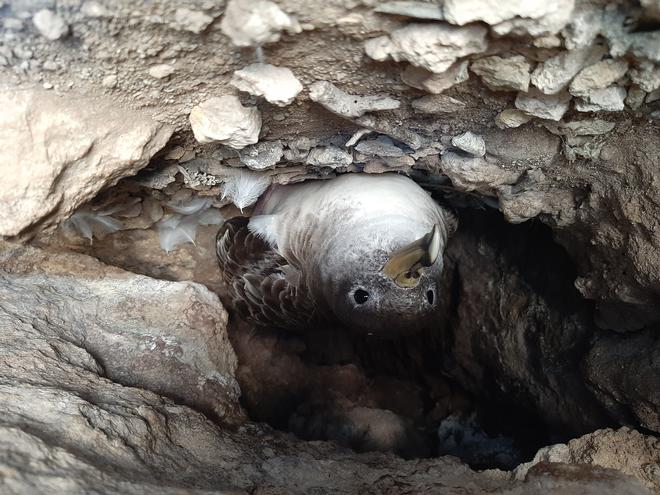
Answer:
[[382, 224, 442, 287]]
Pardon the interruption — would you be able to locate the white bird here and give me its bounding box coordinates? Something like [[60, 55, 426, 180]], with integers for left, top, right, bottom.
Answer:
[[216, 173, 457, 335]]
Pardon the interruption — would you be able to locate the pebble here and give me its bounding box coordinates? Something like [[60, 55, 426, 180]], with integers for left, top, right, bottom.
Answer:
[[189, 95, 262, 149], [306, 146, 353, 168], [308, 80, 399, 118], [373, 1, 444, 20], [33, 9, 69, 41], [401, 60, 469, 94], [173, 8, 214, 34], [231, 63, 302, 107], [102, 74, 118, 88], [515, 88, 571, 121], [239, 140, 284, 170], [470, 55, 531, 92], [531, 44, 606, 95], [569, 59, 629, 96], [495, 109, 532, 129], [148, 64, 175, 79], [575, 86, 626, 112], [452, 131, 486, 157], [220, 0, 301, 47]]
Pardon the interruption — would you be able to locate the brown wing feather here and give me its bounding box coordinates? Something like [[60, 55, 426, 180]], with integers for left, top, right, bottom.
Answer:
[[216, 217, 316, 329]]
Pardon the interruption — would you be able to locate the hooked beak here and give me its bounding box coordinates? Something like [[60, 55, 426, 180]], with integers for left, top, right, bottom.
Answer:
[[382, 224, 442, 288]]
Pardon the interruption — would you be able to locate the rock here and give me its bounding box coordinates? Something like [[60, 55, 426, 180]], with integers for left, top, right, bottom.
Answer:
[[451, 131, 486, 157], [515, 88, 571, 121], [308, 81, 400, 118], [629, 62, 660, 93], [189, 95, 261, 148], [354, 136, 404, 158], [559, 119, 616, 136], [32, 9, 69, 40], [239, 140, 284, 170], [80, 1, 110, 18], [514, 428, 660, 492], [575, 86, 626, 112], [531, 45, 607, 95], [569, 59, 629, 96], [629, 31, 660, 63], [443, 0, 574, 36], [355, 115, 423, 150], [441, 151, 519, 195], [495, 109, 532, 128], [0, 241, 242, 422], [148, 63, 175, 79], [626, 86, 646, 110], [230, 63, 303, 107], [306, 146, 353, 168], [0, 90, 172, 238], [533, 34, 562, 48], [412, 94, 466, 113], [364, 23, 487, 74], [101, 74, 118, 88], [401, 60, 469, 94], [373, 1, 444, 20], [220, 0, 301, 47], [172, 8, 214, 34], [470, 55, 531, 92]]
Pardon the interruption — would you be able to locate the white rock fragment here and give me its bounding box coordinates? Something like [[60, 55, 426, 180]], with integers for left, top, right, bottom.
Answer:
[[173, 8, 214, 34], [33, 9, 69, 40], [231, 63, 302, 107], [401, 60, 469, 94], [630, 62, 660, 93], [220, 0, 301, 47], [444, 0, 574, 36], [533, 35, 562, 48], [101, 75, 118, 88], [412, 94, 466, 113], [355, 136, 404, 158], [495, 109, 532, 129], [470, 55, 531, 92], [452, 131, 486, 157], [364, 23, 487, 74], [189, 96, 261, 149], [306, 146, 353, 168], [531, 44, 606, 94], [441, 151, 520, 195], [345, 129, 372, 148], [515, 88, 571, 121], [374, 1, 444, 20], [309, 81, 400, 118], [148, 64, 175, 79], [569, 59, 628, 96], [81, 1, 110, 18], [238, 140, 284, 170], [575, 86, 626, 112]]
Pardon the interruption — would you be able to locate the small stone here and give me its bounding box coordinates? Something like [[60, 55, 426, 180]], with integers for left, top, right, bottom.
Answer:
[[559, 118, 616, 136], [531, 44, 607, 94], [239, 140, 284, 170], [441, 151, 520, 195], [189, 95, 261, 149], [306, 146, 353, 168], [569, 59, 628, 96], [33, 9, 69, 41], [364, 23, 487, 74], [354, 136, 404, 158], [148, 64, 175, 79], [220, 0, 301, 47], [42, 82, 53, 90], [173, 8, 214, 34], [629, 62, 660, 93], [231, 63, 303, 107], [451, 131, 486, 157], [495, 109, 532, 129], [345, 129, 372, 148], [373, 1, 444, 20], [81, 1, 110, 17], [470, 55, 531, 92], [308, 81, 399, 118], [355, 115, 423, 150], [43, 60, 59, 71], [575, 86, 626, 112], [412, 94, 466, 113], [401, 60, 469, 94], [515, 88, 571, 121], [625, 86, 646, 110], [533, 35, 562, 48], [102, 74, 118, 88]]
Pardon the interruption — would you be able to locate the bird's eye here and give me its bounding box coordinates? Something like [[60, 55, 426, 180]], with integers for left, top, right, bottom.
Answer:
[[426, 289, 435, 305], [353, 289, 370, 305]]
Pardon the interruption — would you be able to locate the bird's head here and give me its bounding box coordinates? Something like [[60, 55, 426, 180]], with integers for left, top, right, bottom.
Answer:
[[322, 223, 446, 336]]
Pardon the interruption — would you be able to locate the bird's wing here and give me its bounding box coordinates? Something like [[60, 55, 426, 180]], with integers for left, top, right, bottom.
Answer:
[[216, 217, 317, 329]]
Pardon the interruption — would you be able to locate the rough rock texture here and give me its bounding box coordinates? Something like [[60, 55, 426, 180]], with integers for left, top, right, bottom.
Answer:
[[231, 63, 303, 106], [189, 95, 261, 148], [0, 90, 173, 238]]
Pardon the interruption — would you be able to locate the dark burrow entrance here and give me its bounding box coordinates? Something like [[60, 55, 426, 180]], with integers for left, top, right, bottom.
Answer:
[[227, 203, 613, 470]]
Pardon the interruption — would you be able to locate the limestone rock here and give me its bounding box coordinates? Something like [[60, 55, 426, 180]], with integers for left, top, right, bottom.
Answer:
[[0, 90, 173, 238], [495, 109, 532, 128], [0, 241, 242, 422], [470, 55, 531, 92], [189, 95, 261, 148], [239, 140, 284, 170], [32, 9, 69, 40], [444, 0, 575, 36], [626, 86, 647, 110], [531, 44, 606, 95], [172, 8, 214, 33], [373, 1, 444, 20], [441, 151, 519, 195], [629, 62, 660, 93], [148, 63, 175, 79], [575, 86, 626, 112], [401, 60, 469, 94], [569, 59, 629, 96], [355, 136, 404, 158], [355, 115, 423, 150], [306, 146, 353, 168], [364, 23, 487, 74], [220, 0, 301, 47], [452, 131, 486, 157], [515, 88, 572, 121], [231, 63, 303, 107], [412, 94, 466, 113], [309, 81, 400, 118]]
